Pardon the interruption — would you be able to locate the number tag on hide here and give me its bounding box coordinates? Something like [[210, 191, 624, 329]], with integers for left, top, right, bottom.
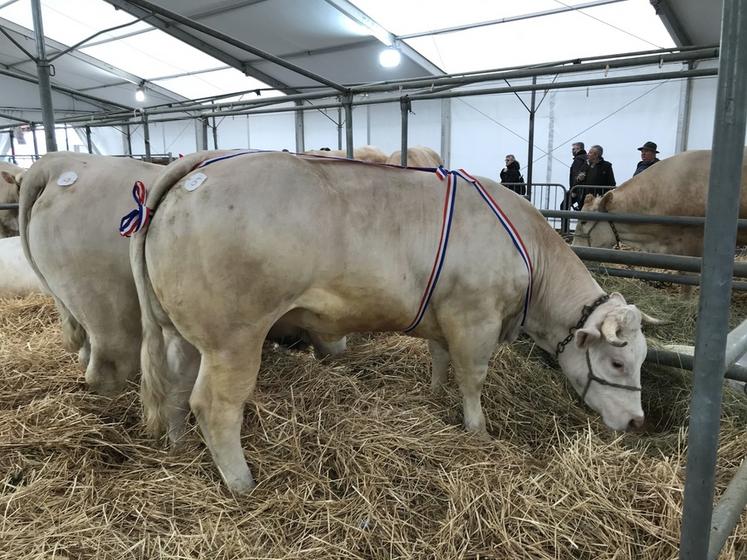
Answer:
[[183, 172, 207, 192], [57, 171, 78, 186]]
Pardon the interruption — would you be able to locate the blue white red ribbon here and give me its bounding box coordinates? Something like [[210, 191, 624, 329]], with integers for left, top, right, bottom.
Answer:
[[119, 180, 152, 237], [404, 166, 533, 332], [195, 149, 259, 169], [403, 167, 458, 333]]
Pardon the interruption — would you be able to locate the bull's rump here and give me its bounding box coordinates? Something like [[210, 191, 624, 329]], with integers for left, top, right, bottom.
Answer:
[[145, 153, 532, 342], [25, 153, 162, 328]]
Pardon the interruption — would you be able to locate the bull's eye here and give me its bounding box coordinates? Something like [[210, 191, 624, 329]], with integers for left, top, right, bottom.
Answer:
[[612, 360, 624, 369]]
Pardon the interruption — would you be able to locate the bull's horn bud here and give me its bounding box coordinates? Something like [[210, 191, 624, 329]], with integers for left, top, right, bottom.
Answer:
[[601, 315, 628, 347]]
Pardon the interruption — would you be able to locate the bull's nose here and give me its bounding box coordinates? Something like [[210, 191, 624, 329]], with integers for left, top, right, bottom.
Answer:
[[628, 416, 645, 431]]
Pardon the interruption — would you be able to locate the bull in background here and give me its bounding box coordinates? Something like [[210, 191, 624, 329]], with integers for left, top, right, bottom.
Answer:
[[573, 149, 747, 256]]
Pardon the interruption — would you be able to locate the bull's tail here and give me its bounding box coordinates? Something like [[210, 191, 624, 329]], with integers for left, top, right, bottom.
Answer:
[[17, 163, 87, 352], [132, 150, 236, 436]]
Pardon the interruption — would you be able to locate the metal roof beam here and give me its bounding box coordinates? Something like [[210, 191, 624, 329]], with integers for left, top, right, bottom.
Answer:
[[0, 65, 134, 110], [0, 17, 187, 103], [398, 0, 626, 40], [103, 0, 344, 92], [650, 0, 692, 46], [322, 0, 444, 76]]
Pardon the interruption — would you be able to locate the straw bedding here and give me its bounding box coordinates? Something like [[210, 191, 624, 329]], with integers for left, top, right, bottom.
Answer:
[[0, 276, 745, 559]]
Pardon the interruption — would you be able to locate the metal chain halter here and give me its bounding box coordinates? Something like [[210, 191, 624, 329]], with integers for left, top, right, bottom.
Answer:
[[555, 294, 611, 357]]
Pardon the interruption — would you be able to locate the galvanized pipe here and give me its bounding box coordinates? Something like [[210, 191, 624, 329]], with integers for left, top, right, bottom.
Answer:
[[571, 246, 747, 277], [543, 209, 747, 228], [400, 97, 410, 166], [343, 93, 354, 159], [44, 67, 715, 130], [587, 264, 747, 291], [43, 53, 718, 128], [526, 76, 536, 200], [142, 112, 151, 161], [679, 0, 747, 556], [30, 0, 57, 152], [708, 459, 747, 560], [645, 349, 747, 383], [724, 318, 747, 373]]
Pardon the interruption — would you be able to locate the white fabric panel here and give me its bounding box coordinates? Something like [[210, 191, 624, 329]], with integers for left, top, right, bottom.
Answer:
[[304, 106, 344, 151], [215, 115, 250, 150], [90, 127, 127, 155], [248, 112, 295, 151], [146, 120, 197, 156]]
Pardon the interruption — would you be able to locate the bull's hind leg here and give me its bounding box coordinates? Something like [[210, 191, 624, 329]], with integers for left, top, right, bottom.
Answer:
[[163, 329, 200, 446], [189, 336, 265, 494], [428, 340, 450, 394]]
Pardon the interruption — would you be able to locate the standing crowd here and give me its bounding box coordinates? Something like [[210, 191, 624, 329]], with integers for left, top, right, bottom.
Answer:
[[499, 140, 661, 210]]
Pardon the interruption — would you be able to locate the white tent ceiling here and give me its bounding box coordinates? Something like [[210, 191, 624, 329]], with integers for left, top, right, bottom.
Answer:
[[0, 0, 716, 124]]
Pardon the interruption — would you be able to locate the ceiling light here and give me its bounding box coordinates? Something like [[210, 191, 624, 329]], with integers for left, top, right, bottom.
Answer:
[[135, 82, 145, 102], [378, 47, 401, 69]]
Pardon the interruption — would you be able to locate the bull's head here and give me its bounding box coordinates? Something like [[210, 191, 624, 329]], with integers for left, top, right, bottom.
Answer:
[[557, 292, 658, 431], [571, 191, 617, 248]]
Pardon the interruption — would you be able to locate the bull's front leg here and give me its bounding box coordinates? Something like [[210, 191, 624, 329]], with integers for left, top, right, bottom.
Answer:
[[442, 318, 502, 437], [428, 339, 450, 393]]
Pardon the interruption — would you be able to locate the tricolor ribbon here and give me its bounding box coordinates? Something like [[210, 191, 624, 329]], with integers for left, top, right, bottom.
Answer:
[[404, 166, 533, 333], [119, 180, 152, 237]]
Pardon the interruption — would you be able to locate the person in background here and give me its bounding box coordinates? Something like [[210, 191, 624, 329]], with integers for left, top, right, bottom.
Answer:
[[564, 141, 588, 210], [634, 141, 660, 176], [575, 144, 616, 209], [500, 154, 526, 196]]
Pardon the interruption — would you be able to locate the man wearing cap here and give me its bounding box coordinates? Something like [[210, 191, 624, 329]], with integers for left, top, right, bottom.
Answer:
[[634, 141, 660, 176]]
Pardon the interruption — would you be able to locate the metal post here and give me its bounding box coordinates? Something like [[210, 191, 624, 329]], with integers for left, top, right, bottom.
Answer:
[[441, 98, 451, 168], [294, 100, 305, 153], [343, 93, 353, 158], [63, 124, 69, 151], [125, 124, 132, 156], [31, 0, 57, 152], [526, 76, 537, 200], [30, 123, 39, 159], [400, 96, 411, 166], [708, 459, 747, 559], [337, 106, 343, 150], [675, 62, 694, 153], [85, 125, 92, 154], [9, 130, 17, 164], [199, 117, 209, 151], [142, 111, 151, 161], [211, 116, 218, 149], [679, 0, 747, 558]]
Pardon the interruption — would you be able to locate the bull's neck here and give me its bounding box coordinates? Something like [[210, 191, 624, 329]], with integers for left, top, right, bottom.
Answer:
[[524, 240, 606, 355]]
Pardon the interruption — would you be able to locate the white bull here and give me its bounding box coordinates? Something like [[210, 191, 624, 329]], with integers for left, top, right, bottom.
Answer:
[[0, 236, 45, 297], [132, 150, 657, 493], [17, 152, 344, 396], [386, 146, 443, 168], [573, 149, 747, 255], [0, 161, 23, 238]]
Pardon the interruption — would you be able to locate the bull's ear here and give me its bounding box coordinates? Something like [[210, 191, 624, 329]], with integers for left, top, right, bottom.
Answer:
[[600, 190, 614, 212], [584, 194, 596, 207], [1, 171, 14, 184], [575, 326, 600, 349]]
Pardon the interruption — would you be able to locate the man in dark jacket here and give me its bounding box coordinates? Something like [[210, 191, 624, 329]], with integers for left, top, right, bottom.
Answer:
[[634, 141, 660, 176], [499, 154, 526, 196], [575, 144, 615, 209], [564, 141, 588, 209]]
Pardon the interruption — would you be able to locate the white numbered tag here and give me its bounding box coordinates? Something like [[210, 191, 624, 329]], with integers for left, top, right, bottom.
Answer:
[[184, 172, 207, 192], [57, 171, 78, 186]]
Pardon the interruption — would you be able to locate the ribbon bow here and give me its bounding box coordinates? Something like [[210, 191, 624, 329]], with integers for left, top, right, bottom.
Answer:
[[119, 180, 152, 237]]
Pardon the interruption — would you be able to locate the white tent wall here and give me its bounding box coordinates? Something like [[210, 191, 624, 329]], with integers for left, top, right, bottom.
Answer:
[[147, 120, 196, 157], [367, 100, 442, 157], [90, 126, 129, 155], [215, 115, 249, 150], [303, 105, 368, 152], [0, 75, 107, 122], [247, 110, 295, 151]]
